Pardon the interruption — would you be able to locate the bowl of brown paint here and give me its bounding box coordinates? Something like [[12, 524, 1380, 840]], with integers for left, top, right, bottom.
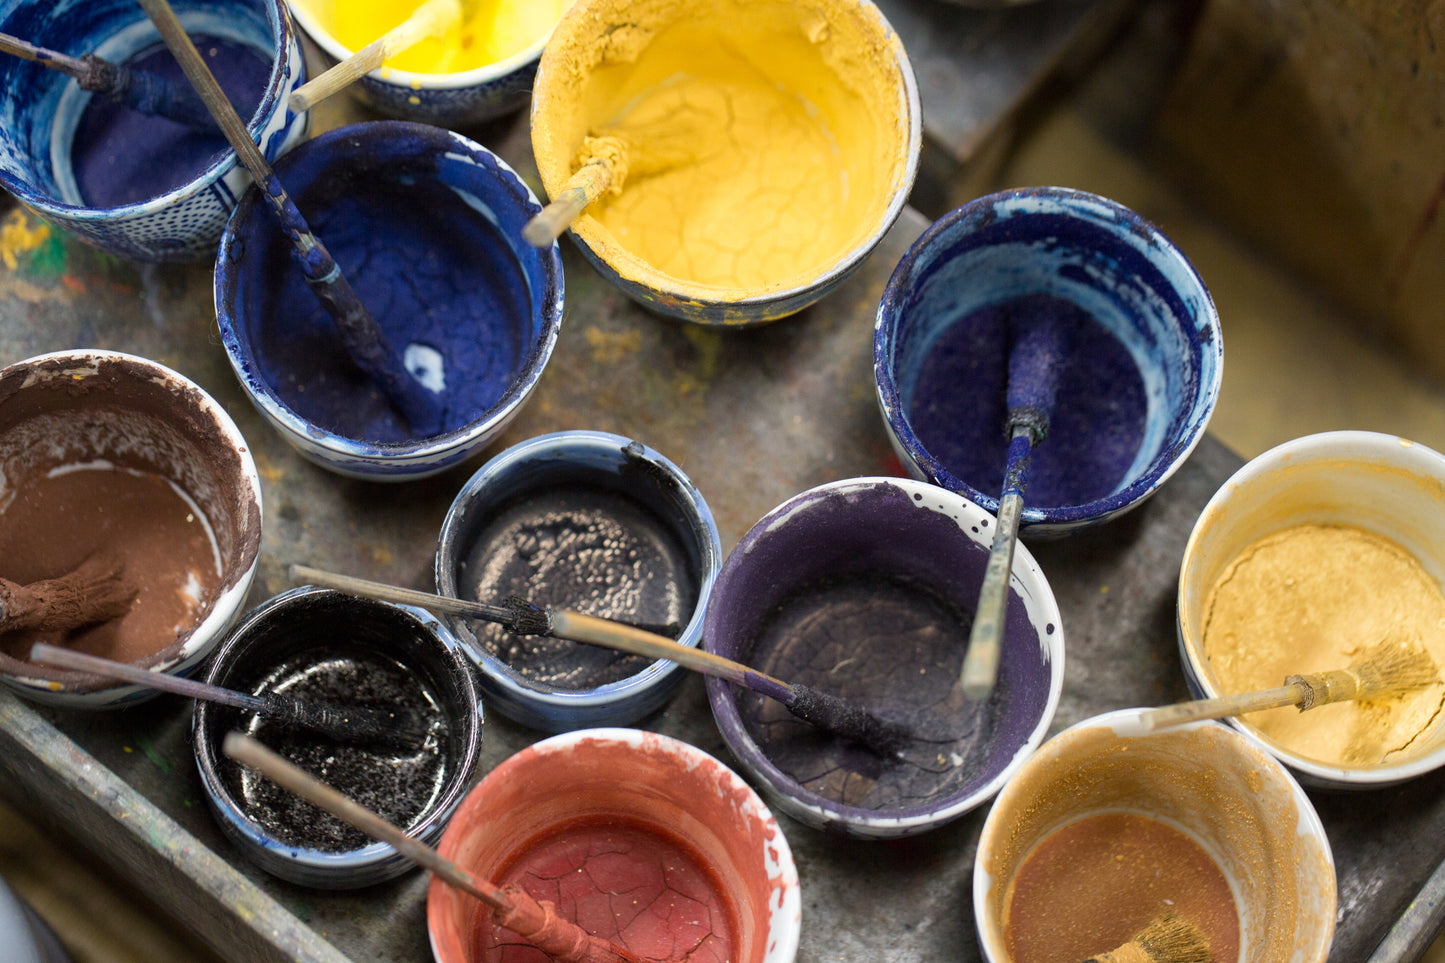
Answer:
[[529, 0, 920, 324], [974, 710, 1336, 963], [0, 350, 262, 709], [428, 728, 800, 963], [1178, 430, 1445, 789], [193, 586, 484, 889], [435, 430, 722, 731], [704, 476, 1065, 838]]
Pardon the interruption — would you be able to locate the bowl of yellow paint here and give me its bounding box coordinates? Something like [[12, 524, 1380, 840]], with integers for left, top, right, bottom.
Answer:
[[530, 0, 921, 325], [1177, 430, 1445, 789], [285, 0, 567, 127]]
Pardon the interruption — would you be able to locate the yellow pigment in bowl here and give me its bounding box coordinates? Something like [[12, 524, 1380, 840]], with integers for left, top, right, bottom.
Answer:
[[291, 0, 569, 73], [1202, 523, 1445, 768], [532, 0, 910, 298]]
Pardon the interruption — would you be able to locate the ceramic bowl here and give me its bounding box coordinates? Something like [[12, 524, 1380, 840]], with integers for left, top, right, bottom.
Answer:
[[0, 350, 262, 708], [704, 476, 1064, 838], [1177, 430, 1445, 789], [974, 711, 1335, 963], [436, 430, 722, 731], [193, 586, 485, 889], [0, 0, 307, 262], [215, 120, 563, 480], [874, 186, 1223, 537], [530, 0, 920, 325], [428, 728, 800, 963], [285, 0, 553, 127]]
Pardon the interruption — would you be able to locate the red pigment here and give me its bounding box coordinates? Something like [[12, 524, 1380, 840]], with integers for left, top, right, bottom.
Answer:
[[0, 465, 220, 663], [1004, 812, 1240, 963], [472, 815, 738, 963]]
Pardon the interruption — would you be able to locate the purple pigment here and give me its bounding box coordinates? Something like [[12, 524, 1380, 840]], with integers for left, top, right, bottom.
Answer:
[[251, 174, 529, 442], [71, 37, 269, 208], [907, 294, 1146, 506]]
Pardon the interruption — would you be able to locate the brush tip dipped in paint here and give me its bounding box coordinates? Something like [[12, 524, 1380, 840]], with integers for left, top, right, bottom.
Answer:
[[784, 682, 913, 758], [1081, 913, 1213, 963]]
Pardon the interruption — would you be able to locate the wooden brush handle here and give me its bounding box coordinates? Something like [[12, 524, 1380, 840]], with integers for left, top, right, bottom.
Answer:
[[961, 432, 1032, 700], [29, 643, 263, 712], [1136, 682, 1307, 732], [523, 161, 616, 247]]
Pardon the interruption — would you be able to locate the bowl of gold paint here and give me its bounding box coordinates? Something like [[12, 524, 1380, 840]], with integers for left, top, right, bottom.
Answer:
[[1178, 430, 1445, 789], [974, 711, 1335, 962], [530, 0, 921, 325], [0, 350, 263, 708], [285, 0, 565, 126]]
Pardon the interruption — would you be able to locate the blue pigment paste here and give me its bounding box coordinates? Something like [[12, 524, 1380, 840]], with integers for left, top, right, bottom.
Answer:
[[907, 294, 1146, 506], [249, 174, 529, 442], [71, 37, 269, 208]]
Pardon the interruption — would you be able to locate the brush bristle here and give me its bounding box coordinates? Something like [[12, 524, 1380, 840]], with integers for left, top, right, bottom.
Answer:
[[1132, 913, 1213, 963], [1353, 641, 1439, 696], [504, 595, 552, 636], [786, 684, 912, 757]]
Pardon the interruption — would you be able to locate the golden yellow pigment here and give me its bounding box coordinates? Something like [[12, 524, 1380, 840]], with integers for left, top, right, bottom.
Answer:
[[532, 0, 911, 301], [1202, 523, 1445, 767], [293, 0, 568, 73]]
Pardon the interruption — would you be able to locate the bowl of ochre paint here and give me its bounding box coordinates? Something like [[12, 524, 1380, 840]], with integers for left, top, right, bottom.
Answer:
[[428, 728, 801, 963], [215, 120, 564, 480], [874, 186, 1223, 537], [286, 0, 564, 127], [436, 430, 722, 731], [193, 586, 484, 889], [530, 0, 920, 325], [0, 350, 262, 709], [704, 476, 1064, 838], [974, 711, 1335, 963], [0, 0, 307, 262]]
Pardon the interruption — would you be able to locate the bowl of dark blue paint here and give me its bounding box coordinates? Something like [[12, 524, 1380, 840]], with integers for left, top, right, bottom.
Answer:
[[436, 431, 722, 732], [874, 187, 1223, 538], [0, 0, 307, 262], [215, 120, 564, 480], [704, 476, 1065, 838]]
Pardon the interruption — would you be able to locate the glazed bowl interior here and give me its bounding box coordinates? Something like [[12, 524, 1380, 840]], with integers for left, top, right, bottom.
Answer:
[[974, 713, 1335, 963]]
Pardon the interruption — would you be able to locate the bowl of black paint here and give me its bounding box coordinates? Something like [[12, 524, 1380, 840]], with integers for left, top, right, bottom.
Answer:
[[0, 0, 308, 262], [215, 120, 564, 480], [874, 186, 1222, 538], [436, 430, 722, 731], [193, 586, 484, 889], [704, 477, 1064, 838]]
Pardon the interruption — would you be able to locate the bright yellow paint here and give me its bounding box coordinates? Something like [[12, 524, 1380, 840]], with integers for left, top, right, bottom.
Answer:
[[0, 209, 49, 270]]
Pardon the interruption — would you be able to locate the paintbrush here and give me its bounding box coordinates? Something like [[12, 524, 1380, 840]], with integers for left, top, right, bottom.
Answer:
[[1081, 914, 1212, 963], [29, 643, 428, 750], [0, 31, 211, 128], [224, 731, 651, 963], [960, 303, 1070, 700], [133, 0, 442, 437], [288, 0, 464, 113], [0, 553, 137, 634], [1128, 644, 1440, 734], [289, 564, 916, 757]]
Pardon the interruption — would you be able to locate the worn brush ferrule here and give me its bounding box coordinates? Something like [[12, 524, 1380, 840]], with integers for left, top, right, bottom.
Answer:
[[1288, 670, 1356, 710]]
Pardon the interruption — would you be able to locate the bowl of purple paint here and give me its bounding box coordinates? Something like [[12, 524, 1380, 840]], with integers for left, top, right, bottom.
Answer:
[[215, 120, 564, 480], [704, 476, 1065, 838], [874, 186, 1223, 538]]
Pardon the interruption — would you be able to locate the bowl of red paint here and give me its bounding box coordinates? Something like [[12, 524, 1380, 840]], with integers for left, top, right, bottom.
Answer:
[[428, 728, 800, 963], [874, 186, 1223, 537], [215, 120, 564, 480], [0, 350, 262, 708], [704, 476, 1065, 838], [974, 710, 1335, 963]]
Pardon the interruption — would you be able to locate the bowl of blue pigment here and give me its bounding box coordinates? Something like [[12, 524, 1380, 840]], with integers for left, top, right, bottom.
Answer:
[[874, 186, 1223, 538], [436, 431, 722, 732], [0, 0, 307, 262], [704, 476, 1065, 838], [215, 120, 564, 480], [193, 586, 484, 889]]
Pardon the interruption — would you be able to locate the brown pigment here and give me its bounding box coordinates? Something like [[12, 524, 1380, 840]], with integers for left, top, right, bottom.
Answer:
[[1003, 811, 1240, 963], [0, 464, 221, 663]]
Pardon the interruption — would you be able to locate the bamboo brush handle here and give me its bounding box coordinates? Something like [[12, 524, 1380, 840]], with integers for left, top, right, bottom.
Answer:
[[30, 643, 265, 712], [288, 0, 462, 113], [961, 430, 1032, 700], [1136, 682, 1307, 732], [523, 161, 616, 247]]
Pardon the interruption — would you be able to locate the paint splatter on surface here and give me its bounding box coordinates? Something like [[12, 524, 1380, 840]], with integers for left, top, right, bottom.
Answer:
[[0, 209, 50, 270]]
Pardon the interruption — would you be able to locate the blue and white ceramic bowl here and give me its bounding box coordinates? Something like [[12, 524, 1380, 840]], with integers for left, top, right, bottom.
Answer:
[[193, 586, 485, 889], [436, 431, 723, 732], [0, 0, 307, 262], [874, 187, 1223, 537], [704, 476, 1064, 838], [216, 121, 564, 480]]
